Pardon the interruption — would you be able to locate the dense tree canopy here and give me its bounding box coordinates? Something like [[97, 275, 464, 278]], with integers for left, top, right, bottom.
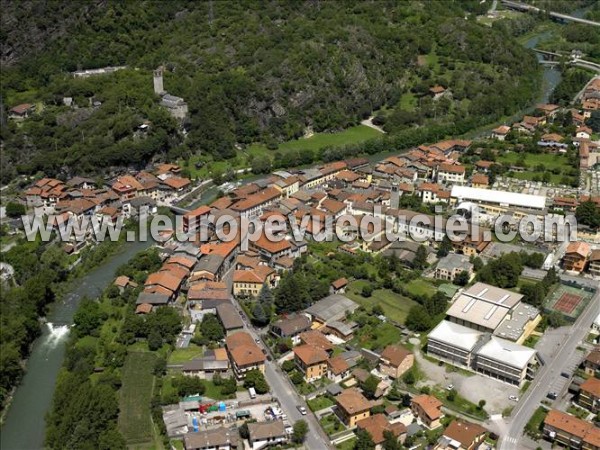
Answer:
[[1, 0, 541, 182]]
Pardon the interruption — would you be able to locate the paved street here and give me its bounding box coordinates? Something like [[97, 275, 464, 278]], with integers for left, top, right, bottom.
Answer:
[[497, 289, 600, 450], [222, 267, 333, 449]]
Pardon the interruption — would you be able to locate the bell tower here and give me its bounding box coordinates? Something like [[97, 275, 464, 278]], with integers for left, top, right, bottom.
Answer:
[[153, 67, 165, 95]]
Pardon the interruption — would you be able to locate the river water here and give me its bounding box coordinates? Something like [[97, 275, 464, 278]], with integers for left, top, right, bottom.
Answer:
[[0, 239, 152, 450], [0, 21, 570, 450]]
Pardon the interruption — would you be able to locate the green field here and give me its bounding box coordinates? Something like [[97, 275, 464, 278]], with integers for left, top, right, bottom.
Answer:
[[406, 279, 437, 297], [497, 152, 575, 185], [185, 124, 382, 178], [346, 280, 418, 324], [119, 352, 157, 445], [168, 344, 204, 364]]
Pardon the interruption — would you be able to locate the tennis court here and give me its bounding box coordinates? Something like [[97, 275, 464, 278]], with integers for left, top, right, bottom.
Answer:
[[543, 283, 594, 320]]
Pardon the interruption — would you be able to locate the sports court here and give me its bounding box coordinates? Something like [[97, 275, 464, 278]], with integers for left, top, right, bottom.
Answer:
[[543, 283, 594, 320]]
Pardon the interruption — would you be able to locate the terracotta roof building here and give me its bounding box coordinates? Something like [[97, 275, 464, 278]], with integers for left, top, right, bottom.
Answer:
[[225, 331, 266, 379], [411, 395, 443, 429], [293, 344, 329, 382], [379, 345, 414, 379], [435, 419, 487, 450], [336, 388, 372, 427], [543, 409, 600, 449], [356, 414, 407, 447]]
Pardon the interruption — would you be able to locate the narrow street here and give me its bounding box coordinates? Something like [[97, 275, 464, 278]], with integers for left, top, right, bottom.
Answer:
[[222, 266, 334, 448]]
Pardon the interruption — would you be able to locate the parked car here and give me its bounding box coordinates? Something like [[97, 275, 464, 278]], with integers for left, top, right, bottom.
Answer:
[[297, 405, 307, 415], [547, 392, 557, 400], [508, 395, 519, 402], [446, 384, 454, 391], [560, 372, 570, 378]]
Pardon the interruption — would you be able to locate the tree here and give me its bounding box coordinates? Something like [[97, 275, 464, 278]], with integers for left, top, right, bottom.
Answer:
[[243, 369, 269, 394], [252, 302, 269, 326], [405, 305, 432, 331], [5, 202, 25, 218], [478, 399, 486, 410], [447, 388, 457, 402], [402, 368, 416, 385], [437, 236, 452, 257], [354, 428, 376, 450], [153, 356, 166, 376], [413, 245, 428, 270], [73, 298, 105, 337], [148, 329, 162, 350], [292, 420, 309, 443], [545, 311, 566, 329], [361, 375, 380, 399], [239, 422, 250, 439], [401, 393, 412, 407], [382, 430, 402, 450], [290, 371, 304, 385], [258, 283, 273, 310], [575, 201, 600, 229], [220, 377, 238, 396], [282, 360, 296, 372], [361, 284, 374, 298], [200, 313, 225, 342], [454, 270, 470, 286], [472, 256, 483, 272]]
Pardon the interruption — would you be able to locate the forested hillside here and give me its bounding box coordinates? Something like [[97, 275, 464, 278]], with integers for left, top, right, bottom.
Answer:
[[1, 1, 541, 182]]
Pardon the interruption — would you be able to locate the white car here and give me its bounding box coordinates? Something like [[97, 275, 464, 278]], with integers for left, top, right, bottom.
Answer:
[[508, 395, 519, 402], [446, 384, 454, 391], [297, 405, 307, 415]]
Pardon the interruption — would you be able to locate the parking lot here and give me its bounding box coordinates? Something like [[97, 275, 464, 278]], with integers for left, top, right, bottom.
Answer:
[[413, 343, 519, 414]]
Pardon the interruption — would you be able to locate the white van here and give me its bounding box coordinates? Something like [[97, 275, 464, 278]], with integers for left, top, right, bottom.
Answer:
[[249, 387, 256, 399]]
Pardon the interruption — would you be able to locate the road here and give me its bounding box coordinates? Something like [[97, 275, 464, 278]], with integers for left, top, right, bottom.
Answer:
[[221, 267, 333, 449], [497, 288, 600, 450], [574, 75, 600, 103]]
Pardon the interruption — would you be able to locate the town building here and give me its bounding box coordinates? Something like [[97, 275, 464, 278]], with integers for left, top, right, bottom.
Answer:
[[543, 409, 600, 449], [437, 163, 466, 184], [579, 377, 600, 413], [335, 388, 372, 427], [434, 254, 473, 282], [225, 331, 266, 379], [378, 345, 414, 379], [293, 344, 329, 382], [183, 426, 239, 450], [232, 266, 276, 297], [411, 395, 443, 429], [247, 420, 288, 450], [589, 250, 600, 277], [270, 315, 312, 344], [585, 349, 600, 377], [563, 241, 591, 273], [356, 414, 407, 449], [434, 419, 487, 450]]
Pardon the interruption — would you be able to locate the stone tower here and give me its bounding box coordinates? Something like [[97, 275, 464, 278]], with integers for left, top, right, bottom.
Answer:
[[153, 67, 165, 95]]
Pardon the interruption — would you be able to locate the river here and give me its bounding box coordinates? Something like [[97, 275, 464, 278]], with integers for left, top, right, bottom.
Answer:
[[0, 239, 152, 450], [0, 18, 572, 450]]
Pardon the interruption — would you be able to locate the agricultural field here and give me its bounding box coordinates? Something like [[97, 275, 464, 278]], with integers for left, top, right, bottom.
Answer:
[[346, 280, 419, 324], [119, 351, 157, 445], [185, 125, 382, 179]]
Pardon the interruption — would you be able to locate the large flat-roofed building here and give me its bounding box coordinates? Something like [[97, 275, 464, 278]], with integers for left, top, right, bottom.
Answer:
[[446, 282, 523, 333], [427, 320, 484, 367], [427, 320, 537, 387], [450, 186, 546, 216], [445, 282, 540, 343], [474, 336, 537, 386]]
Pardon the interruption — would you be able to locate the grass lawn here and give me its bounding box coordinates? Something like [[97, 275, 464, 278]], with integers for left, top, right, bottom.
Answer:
[[185, 125, 382, 179], [319, 413, 345, 436], [525, 406, 548, 437], [352, 321, 402, 351], [168, 344, 204, 364], [346, 281, 418, 324], [307, 395, 335, 412], [336, 438, 356, 450], [202, 380, 237, 401], [496, 152, 575, 185], [406, 279, 436, 298], [399, 93, 417, 111], [119, 351, 157, 445]]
